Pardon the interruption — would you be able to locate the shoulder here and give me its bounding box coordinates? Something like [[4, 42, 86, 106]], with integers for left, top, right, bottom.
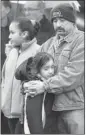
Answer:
[[43, 36, 54, 45], [71, 29, 84, 50], [40, 36, 55, 52], [71, 30, 84, 55], [75, 29, 84, 43]]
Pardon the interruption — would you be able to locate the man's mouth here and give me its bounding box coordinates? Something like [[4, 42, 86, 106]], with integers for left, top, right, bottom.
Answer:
[[57, 29, 64, 32]]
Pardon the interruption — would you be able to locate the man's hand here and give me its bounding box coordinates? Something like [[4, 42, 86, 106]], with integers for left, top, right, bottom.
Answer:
[[23, 80, 45, 96]]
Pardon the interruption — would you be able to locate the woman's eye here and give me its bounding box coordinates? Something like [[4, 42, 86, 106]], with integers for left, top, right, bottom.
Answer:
[[10, 31, 14, 34]]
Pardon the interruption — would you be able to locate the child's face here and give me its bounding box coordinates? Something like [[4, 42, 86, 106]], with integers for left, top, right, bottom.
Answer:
[[9, 22, 24, 47], [40, 59, 54, 80]]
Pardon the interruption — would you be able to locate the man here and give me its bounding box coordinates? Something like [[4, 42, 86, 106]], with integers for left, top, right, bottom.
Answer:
[[24, 3, 84, 134], [23, 1, 54, 45]]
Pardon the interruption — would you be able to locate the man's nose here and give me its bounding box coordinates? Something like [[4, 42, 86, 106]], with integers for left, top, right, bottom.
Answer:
[[56, 20, 61, 27], [25, 11, 29, 15], [25, 10, 31, 16], [9, 34, 11, 39]]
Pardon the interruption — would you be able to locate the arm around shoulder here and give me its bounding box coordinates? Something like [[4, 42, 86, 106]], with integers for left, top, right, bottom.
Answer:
[[44, 35, 84, 94]]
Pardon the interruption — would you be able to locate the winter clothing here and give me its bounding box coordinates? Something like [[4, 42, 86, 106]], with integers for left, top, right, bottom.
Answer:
[[56, 109, 84, 134], [39, 27, 84, 134], [15, 38, 41, 134], [1, 47, 22, 118], [51, 3, 76, 23], [40, 27, 84, 111], [15, 56, 45, 134], [1, 38, 40, 133]]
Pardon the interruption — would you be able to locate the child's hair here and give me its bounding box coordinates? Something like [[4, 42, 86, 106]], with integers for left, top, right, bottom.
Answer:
[[11, 17, 40, 40], [26, 52, 54, 80]]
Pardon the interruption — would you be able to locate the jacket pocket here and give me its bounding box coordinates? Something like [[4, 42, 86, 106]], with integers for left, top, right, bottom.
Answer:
[[58, 50, 71, 70], [74, 86, 84, 102], [65, 86, 84, 103]]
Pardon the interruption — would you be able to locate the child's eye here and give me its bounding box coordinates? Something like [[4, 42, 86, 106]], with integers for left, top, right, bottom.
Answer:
[[44, 68, 48, 70]]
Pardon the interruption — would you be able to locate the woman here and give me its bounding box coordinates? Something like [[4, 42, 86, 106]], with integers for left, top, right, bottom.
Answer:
[[1, 17, 40, 134]]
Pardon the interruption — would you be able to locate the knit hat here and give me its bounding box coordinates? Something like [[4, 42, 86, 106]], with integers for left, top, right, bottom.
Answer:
[[51, 3, 76, 23]]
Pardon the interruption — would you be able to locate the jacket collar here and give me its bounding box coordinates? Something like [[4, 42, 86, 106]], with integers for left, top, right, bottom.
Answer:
[[64, 27, 78, 43], [20, 38, 37, 53]]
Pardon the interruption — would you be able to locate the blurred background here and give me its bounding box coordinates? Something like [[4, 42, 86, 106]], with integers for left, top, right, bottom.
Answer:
[[8, 0, 85, 31], [1, 0, 85, 134]]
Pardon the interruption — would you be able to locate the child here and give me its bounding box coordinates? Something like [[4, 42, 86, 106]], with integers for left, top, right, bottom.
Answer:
[[15, 52, 55, 134], [1, 17, 40, 134]]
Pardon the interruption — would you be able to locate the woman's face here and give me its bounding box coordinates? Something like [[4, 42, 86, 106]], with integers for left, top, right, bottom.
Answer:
[[39, 59, 54, 80], [9, 22, 24, 47]]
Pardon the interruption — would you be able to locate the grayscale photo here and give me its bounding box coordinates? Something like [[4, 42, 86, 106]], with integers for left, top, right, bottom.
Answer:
[[1, 0, 85, 134]]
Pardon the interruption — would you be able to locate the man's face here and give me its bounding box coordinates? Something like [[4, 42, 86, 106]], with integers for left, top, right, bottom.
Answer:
[[1, 2, 11, 27], [23, 3, 43, 21], [1, 2, 10, 19], [53, 17, 74, 37]]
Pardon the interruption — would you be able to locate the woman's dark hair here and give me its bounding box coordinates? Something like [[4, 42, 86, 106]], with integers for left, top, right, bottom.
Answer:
[[26, 52, 54, 79], [12, 17, 40, 40]]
